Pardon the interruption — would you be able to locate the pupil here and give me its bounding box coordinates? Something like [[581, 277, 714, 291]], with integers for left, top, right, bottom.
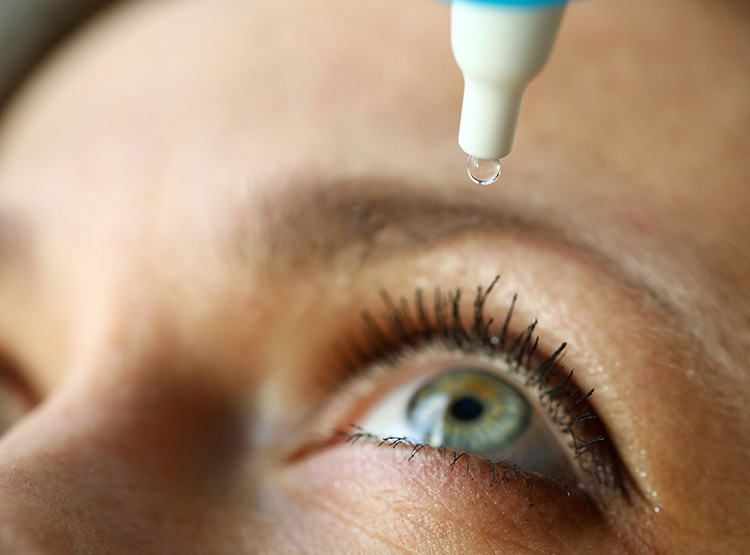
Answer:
[[449, 396, 484, 422]]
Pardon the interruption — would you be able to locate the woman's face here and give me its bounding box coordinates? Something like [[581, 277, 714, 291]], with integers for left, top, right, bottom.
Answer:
[[0, 0, 748, 552]]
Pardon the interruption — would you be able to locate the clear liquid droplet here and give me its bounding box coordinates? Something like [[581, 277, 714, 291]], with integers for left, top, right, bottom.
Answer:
[[466, 156, 501, 186]]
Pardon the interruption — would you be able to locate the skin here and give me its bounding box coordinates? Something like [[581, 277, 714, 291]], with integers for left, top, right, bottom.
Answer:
[[0, 0, 748, 552]]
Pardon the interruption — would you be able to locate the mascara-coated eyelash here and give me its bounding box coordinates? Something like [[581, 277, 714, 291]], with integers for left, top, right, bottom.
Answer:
[[334, 276, 624, 491]]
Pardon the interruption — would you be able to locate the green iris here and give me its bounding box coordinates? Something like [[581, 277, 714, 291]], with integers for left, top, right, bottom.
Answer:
[[406, 368, 532, 455]]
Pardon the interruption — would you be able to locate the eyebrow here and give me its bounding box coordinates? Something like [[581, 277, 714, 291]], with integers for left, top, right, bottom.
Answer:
[[248, 178, 571, 266], [240, 178, 680, 318]]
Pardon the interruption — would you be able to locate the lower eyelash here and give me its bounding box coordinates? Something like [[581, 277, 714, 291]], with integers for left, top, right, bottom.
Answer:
[[336, 425, 604, 513], [334, 276, 619, 490], [344, 425, 570, 491]]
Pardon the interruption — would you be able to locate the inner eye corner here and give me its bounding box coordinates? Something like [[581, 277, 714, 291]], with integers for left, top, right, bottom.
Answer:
[[0, 348, 40, 431]]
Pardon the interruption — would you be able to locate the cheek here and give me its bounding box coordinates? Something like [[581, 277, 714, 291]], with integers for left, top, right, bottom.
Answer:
[[274, 442, 630, 554]]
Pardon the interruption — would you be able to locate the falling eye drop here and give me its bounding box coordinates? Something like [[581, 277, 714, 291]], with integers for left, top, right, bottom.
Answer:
[[450, 0, 568, 183]]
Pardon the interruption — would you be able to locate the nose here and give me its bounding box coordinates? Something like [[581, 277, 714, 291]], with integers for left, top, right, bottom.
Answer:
[[0, 343, 251, 553]]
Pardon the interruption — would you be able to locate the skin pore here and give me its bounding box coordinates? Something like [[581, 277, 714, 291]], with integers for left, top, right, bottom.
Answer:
[[0, 0, 748, 552]]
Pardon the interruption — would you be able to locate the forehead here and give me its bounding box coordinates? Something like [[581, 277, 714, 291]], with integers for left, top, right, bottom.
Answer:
[[0, 0, 748, 257], [0, 1, 460, 197]]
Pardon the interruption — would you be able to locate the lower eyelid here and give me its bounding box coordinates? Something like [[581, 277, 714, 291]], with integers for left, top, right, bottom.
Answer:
[[348, 426, 581, 492], [282, 437, 616, 551]]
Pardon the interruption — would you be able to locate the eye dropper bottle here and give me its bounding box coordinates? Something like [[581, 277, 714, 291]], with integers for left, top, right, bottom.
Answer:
[[451, 0, 567, 184]]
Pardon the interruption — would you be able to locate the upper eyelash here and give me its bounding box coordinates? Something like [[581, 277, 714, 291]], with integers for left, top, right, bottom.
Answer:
[[334, 276, 618, 488]]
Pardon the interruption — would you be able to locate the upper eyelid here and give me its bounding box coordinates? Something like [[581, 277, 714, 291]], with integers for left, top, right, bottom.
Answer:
[[243, 180, 681, 319], [251, 182, 706, 395]]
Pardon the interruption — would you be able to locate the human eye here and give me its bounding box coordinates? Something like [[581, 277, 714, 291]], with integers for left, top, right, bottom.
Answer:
[[357, 363, 583, 486], [292, 276, 631, 516]]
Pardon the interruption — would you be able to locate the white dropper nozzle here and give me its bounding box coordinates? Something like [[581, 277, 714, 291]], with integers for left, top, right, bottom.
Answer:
[[451, 1, 567, 161]]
